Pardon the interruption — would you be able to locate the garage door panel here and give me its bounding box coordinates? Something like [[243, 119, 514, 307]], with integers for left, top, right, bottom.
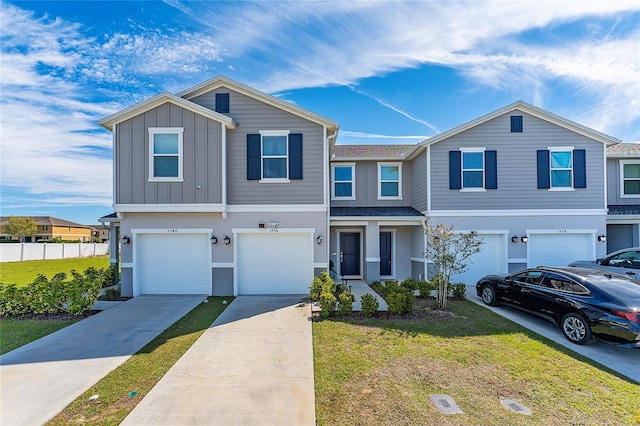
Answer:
[[237, 233, 312, 295], [138, 234, 210, 295], [529, 233, 593, 267], [452, 234, 506, 285]]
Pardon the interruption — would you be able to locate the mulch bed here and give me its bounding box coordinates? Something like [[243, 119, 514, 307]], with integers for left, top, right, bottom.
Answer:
[[2, 311, 101, 321], [312, 298, 459, 321]]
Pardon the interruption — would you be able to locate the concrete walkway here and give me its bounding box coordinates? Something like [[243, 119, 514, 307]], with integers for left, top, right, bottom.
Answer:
[[0, 295, 204, 426], [121, 296, 314, 426], [466, 285, 640, 384]]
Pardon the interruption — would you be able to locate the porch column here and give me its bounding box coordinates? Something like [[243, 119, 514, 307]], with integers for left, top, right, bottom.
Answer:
[[365, 221, 380, 283]]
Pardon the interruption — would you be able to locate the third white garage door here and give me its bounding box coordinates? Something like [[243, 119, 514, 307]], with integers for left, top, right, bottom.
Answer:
[[528, 233, 593, 267], [452, 234, 507, 285], [236, 232, 313, 295]]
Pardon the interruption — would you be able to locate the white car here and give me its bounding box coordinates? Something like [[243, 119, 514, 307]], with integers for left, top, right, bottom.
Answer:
[[569, 247, 640, 280]]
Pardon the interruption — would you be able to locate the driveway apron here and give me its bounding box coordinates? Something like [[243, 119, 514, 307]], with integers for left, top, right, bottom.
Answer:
[[121, 296, 315, 426], [0, 295, 204, 426]]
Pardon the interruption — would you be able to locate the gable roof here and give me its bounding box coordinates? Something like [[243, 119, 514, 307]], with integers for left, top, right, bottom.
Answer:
[[332, 144, 416, 161], [176, 75, 338, 131], [98, 92, 236, 131], [0, 216, 91, 228], [607, 143, 640, 158], [406, 101, 621, 160]]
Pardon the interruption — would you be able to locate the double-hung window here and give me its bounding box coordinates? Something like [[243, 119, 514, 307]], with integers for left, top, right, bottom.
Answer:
[[332, 163, 355, 199], [246, 131, 303, 182], [149, 127, 183, 181], [449, 148, 497, 190], [537, 147, 586, 190], [549, 149, 573, 188], [378, 162, 402, 199], [262, 131, 289, 180], [621, 161, 640, 197], [461, 148, 485, 190]]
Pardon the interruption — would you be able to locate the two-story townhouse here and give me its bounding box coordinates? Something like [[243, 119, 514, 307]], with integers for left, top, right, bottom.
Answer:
[[0, 216, 93, 242], [605, 143, 640, 252], [99, 76, 338, 297]]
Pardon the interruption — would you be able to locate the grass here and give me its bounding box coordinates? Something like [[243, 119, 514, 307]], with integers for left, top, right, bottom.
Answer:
[[0, 255, 110, 286], [0, 318, 80, 354], [47, 296, 231, 426], [313, 300, 640, 426]]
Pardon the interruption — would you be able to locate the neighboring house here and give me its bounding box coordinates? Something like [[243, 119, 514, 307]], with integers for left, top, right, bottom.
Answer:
[[99, 76, 626, 296], [90, 224, 110, 242], [99, 76, 338, 297], [0, 216, 93, 242], [605, 143, 640, 252]]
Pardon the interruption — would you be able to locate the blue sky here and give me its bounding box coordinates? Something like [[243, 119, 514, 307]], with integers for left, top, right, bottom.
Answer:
[[1, 0, 638, 225]]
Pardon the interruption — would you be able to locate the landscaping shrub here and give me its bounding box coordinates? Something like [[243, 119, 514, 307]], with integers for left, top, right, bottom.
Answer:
[[360, 293, 379, 317], [369, 280, 384, 295], [337, 292, 354, 316], [386, 290, 415, 314], [319, 291, 337, 318], [27, 273, 66, 314], [310, 272, 336, 301], [400, 278, 419, 292], [450, 282, 466, 300], [417, 280, 435, 298], [0, 284, 29, 316]]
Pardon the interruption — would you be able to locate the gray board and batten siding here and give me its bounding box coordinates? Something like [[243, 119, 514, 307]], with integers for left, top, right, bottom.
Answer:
[[330, 160, 412, 207], [190, 87, 326, 205], [116, 103, 223, 205], [429, 111, 606, 211]]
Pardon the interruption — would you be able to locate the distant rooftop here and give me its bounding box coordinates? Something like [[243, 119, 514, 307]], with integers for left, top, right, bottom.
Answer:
[[0, 216, 90, 228], [607, 143, 640, 157], [332, 144, 416, 160]]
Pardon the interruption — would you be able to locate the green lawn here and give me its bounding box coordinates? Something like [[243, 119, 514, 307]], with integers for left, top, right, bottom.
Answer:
[[0, 318, 80, 354], [0, 256, 110, 286], [313, 300, 640, 425], [47, 297, 231, 426]]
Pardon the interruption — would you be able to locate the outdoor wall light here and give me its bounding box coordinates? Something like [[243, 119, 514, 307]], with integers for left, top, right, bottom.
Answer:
[[224, 236, 231, 245], [511, 236, 519, 243], [316, 235, 323, 245], [520, 236, 528, 244], [597, 234, 607, 243], [122, 235, 131, 245], [211, 235, 218, 245]]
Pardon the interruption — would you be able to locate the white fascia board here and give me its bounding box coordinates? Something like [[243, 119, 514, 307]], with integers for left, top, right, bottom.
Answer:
[[99, 92, 236, 131], [330, 216, 424, 222], [131, 228, 213, 234], [176, 75, 338, 130], [114, 204, 226, 213], [426, 209, 607, 217], [607, 215, 640, 223], [226, 204, 327, 213]]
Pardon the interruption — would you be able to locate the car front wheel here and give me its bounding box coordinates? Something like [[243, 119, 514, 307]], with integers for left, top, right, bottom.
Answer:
[[560, 313, 592, 345], [480, 284, 497, 306]]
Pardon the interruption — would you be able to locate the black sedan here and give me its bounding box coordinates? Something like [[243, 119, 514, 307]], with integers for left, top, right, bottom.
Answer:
[[476, 266, 640, 347]]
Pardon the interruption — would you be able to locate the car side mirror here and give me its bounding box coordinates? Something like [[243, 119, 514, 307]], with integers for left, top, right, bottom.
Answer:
[[596, 258, 604, 265]]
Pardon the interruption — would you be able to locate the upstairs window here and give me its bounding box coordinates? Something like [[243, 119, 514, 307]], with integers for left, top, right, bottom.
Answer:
[[149, 127, 183, 181], [462, 149, 484, 189], [378, 162, 402, 199], [621, 161, 640, 197], [449, 149, 497, 190], [550, 149, 573, 188], [262, 134, 288, 179], [246, 131, 303, 182], [215, 93, 230, 113], [511, 115, 523, 132], [537, 147, 586, 190], [332, 163, 355, 199]]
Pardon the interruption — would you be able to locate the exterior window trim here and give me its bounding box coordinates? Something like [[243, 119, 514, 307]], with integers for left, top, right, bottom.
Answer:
[[377, 162, 402, 200], [148, 127, 184, 182], [259, 130, 290, 183], [620, 160, 640, 198], [331, 163, 356, 200], [460, 147, 486, 192], [548, 146, 575, 191]]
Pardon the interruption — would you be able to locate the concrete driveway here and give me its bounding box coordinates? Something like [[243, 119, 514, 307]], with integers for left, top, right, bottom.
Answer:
[[0, 295, 204, 426], [121, 295, 315, 426], [466, 285, 640, 384]]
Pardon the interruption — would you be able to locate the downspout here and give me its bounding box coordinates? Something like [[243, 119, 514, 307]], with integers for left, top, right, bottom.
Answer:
[[221, 124, 228, 219], [325, 125, 339, 273]]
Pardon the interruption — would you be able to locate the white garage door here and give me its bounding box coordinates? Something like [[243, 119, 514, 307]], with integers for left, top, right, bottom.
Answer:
[[137, 233, 210, 295], [452, 234, 507, 285], [237, 232, 313, 295], [528, 233, 593, 267]]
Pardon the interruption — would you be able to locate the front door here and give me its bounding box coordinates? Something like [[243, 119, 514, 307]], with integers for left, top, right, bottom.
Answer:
[[340, 233, 360, 276], [380, 232, 392, 276]]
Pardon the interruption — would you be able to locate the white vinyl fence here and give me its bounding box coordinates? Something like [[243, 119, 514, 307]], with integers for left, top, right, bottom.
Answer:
[[0, 243, 110, 262]]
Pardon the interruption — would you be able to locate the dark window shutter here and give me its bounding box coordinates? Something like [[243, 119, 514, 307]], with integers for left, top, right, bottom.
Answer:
[[573, 149, 586, 188], [247, 134, 261, 180], [288, 133, 303, 180], [449, 151, 461, 190], [215, 93, 230, 113], [485, 150, 497, 189], [537, 150, 550, 189], [511, 115, 523, 132]]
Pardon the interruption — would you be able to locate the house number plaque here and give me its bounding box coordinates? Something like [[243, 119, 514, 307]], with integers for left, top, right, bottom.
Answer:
[[168, 229, 178, 233]]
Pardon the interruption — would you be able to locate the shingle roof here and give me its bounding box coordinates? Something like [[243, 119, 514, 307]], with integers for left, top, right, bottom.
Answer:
[[0, 216, 91, 228], [332, 144, 416, 160], [607, 143, 640, 157], [330, 206, 424, 217]]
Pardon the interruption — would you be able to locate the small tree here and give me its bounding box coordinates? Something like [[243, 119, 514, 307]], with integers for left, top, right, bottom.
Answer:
[[4, 216, 37, 242], [424, 220, 483, 309]]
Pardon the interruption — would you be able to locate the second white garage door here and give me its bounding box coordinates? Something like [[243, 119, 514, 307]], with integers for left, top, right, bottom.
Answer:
[[452, 234, 507, 285], [528, 233, 593, 267], [236, 232, 313, 295]]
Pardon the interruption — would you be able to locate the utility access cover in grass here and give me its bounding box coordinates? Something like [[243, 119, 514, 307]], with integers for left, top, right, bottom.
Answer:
[[501, 399, 532, 415], [429, 394, 463, 415]]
